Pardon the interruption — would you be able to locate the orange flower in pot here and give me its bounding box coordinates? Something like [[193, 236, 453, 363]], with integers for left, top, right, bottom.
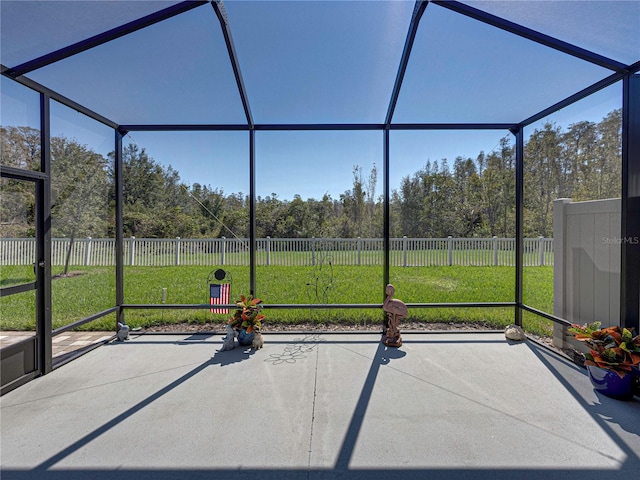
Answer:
[[228, 295, 265, 345], [568, 322, 640, 399]]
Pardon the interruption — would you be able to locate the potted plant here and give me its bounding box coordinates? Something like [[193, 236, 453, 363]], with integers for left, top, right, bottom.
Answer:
[[228, 295, 265, 347], [568, 322, 640, 399]]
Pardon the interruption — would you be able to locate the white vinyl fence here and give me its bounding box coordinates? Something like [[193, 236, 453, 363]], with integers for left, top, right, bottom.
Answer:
[[1, 236, 553, 267]]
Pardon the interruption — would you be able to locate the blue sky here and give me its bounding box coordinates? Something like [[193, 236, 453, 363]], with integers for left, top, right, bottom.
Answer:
[[0, 1, 632, 200]]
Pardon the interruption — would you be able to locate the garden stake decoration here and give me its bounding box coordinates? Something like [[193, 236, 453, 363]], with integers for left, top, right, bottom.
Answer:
[[219, 324, 237, 352], [382, 284, 407, 348], [252, 331, 264, 350]]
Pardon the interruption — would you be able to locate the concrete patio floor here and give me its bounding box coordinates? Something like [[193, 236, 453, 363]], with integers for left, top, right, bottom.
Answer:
[[1, 331, 116, 363], [1, 331, 639, 480]]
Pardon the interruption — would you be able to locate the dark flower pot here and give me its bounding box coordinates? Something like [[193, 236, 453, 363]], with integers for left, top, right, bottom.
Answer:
[[586, 365, 639, 400], [237, 329, 255, 346]]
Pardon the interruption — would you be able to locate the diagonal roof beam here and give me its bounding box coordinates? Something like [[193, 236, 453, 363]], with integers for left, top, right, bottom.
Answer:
[[3, 1, 209, 78], [211, 0, 254, 128], [385, 0, 429, 126], [432, 0, 628, 73]]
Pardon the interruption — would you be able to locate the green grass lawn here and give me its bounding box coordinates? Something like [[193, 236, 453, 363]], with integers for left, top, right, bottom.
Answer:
[[0, 265, 554, 335]]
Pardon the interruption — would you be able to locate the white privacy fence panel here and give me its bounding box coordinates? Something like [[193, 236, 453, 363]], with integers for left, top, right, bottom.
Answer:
[[1, 236, 553, 267], [553, 198, 620, 333]]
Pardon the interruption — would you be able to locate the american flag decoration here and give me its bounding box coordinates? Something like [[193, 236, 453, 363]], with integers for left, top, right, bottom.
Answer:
[[209, 283, 230, 314]]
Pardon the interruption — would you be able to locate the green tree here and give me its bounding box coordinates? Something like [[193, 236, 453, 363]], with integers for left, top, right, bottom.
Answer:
[[188, 184, 228, 237], [110, 143, 198, 238], [306, 193, 338, 238], [50, 136, 109, 273], [477, 137, 515, 237], [4, 108, 624, 245], [278, 195, 310, 237], [524, 122, 562, 237], [222, 192, 249, 239], [349, 165, 367, 237], [592, 109, 621, 199], [423, 159, 457, 237], [396, 165, 427, 237], [561, 120, 597, 199], [1, 126, 40, 170], [0, 126, 41, 237], [256, 193, 284, 238], [452, 156, 482, 236]]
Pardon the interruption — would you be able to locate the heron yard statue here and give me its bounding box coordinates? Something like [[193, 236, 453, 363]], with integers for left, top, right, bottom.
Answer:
[[382, 284, 407, 347]]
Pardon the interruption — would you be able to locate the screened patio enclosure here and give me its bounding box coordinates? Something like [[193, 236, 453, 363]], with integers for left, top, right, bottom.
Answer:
[[1, 0, 639, 392]]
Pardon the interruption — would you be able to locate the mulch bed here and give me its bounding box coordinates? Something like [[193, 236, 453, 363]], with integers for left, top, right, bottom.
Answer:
[[141, 320, 497, 334], [139, 320, 584, 365]]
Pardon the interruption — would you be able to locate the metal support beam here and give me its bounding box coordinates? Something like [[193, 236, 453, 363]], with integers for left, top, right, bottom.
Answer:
[[249, 129, 256, 296], [37, 93, 53, 374], [513, 127, 524, 327], [383, 129, 390, 292], [212, 0, 254, 127], [0, 166, 47, 181], [621, 75, 640, 332], [385, 1, 428, 125], [390, 123, 516, 131], [256, 124, 384, 131], [3, 1, 208, 77], [119, 122, 517, 132], [118, 124, 249, 132], [115, 130, 125, 327]]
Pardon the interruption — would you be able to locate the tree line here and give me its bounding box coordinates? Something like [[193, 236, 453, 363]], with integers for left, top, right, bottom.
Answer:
[[1, 109, 621, 243]]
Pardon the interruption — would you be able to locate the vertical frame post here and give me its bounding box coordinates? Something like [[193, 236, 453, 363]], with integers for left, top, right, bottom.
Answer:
[[513, 127, 524, 327], [37, 93, 53, 374], [621, 74, 640, 332], [383, 129, 390, 292], [115, 130, 124, 327], [249, 129, 256, 296]]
